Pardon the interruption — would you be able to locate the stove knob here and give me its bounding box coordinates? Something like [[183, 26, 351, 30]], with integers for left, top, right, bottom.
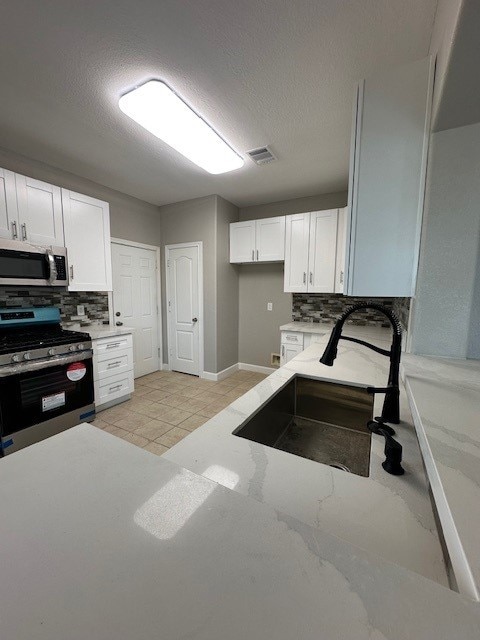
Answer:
[[23, 352, 31, 360], [48, 348, 55, 356], [69, 345, 76, 352], [77, 343, 84, 351], [11, 354, 21, 363]]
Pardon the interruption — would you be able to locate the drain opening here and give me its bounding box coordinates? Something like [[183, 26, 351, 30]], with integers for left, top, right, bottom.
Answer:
[[329, 462, 350, 473]]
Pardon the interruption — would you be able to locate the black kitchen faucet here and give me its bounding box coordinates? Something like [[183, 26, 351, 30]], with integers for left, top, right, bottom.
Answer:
[[319, 302, 405, 475]]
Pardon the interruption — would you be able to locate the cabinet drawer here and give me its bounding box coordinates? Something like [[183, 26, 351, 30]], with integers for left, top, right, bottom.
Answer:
[[94, 333, 132, 355], [281, 332, 304, 346], [94, 371, 133, 407], [94, 348, 133, 381]]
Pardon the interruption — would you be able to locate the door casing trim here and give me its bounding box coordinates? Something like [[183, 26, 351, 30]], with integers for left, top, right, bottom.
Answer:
[[165, 241, 205, 378], [110, 238, 162, 374]]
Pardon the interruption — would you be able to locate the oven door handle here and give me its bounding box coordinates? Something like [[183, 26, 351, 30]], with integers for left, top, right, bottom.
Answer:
[[0, 350, 93, 377], [46, 248, 58, 284]]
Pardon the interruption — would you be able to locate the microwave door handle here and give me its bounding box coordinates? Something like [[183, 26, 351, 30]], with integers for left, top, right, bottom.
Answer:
[[46, 249, 57, 284]]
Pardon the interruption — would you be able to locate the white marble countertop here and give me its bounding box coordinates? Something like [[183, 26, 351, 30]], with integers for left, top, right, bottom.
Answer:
[[65, 322, 134, 340], [401, 353, 480, 600], [165, 328, 448, 586], [280, 321, 391, 340], [1, 424, 478, 640]]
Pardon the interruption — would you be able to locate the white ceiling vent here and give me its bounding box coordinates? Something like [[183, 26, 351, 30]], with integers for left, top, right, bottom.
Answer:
[[247, 146, 277, 165]]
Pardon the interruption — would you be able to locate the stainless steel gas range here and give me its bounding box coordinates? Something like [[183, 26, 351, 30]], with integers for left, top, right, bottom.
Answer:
[[0, 307, 95, 456]]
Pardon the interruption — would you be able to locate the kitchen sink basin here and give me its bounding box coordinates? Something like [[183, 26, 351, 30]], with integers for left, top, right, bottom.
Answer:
[[233, 376, 374, 477]]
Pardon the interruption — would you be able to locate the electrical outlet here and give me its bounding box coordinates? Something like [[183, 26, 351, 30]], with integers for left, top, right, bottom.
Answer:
[[267, 302, 273, 311], [76, 305, 85, 316]]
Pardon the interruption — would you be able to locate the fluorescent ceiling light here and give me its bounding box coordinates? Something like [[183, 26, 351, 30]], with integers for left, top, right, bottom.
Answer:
[[119, 80, 244, 174]]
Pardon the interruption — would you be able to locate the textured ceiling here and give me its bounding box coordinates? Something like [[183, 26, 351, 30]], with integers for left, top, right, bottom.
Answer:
[[0, 1, 437, 207]]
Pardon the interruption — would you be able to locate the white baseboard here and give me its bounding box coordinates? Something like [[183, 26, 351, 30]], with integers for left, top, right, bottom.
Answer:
[[201, 363, 239, 382], [238, 362, 276, 375]]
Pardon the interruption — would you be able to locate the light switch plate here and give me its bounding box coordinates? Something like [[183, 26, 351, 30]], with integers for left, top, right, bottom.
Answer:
[[267, 302, 273, 311], [76, 305, 85, 316]]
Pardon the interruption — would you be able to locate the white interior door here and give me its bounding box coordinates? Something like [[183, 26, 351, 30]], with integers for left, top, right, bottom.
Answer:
[[112, 243, 159, 378], [167, 244, 200, 376]]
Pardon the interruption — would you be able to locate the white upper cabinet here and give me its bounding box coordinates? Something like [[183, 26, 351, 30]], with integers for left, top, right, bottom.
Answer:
[[284, 213, 310, 292], [334, 207, 348, 293], [255, 217, 285, 261], [230, 220, 256, 262], [15, 175, 64, 246], [0, 168, 18, 240], [308, 210, 338, 293], [62, 189, 112, 292], [284, 210, 338, 293], [345, 56, 434, 297], [230, 216, 285, 263]]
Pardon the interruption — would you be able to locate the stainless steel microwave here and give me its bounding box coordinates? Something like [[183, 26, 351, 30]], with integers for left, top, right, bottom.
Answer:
[[0, 239, 68, 287]]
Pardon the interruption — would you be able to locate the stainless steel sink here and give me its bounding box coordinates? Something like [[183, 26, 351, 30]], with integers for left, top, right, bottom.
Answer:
[[233, 376, 374, 477]]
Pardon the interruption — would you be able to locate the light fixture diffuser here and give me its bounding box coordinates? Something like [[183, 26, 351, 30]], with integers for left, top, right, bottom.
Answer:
[[119, 80, 244, 174]]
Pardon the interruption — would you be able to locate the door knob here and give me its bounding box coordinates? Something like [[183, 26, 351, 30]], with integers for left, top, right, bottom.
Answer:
[[115, 311, 121, 317], [116, 321, 123, 326], [192, 318, 198, 323]]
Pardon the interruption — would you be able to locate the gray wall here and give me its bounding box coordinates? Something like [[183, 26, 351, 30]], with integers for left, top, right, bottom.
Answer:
[[216, 196, 240, 370], [158, 196, 217, 372], [238, 191, 347, 367], [0, 146, 160, 246], [410, 122, 480, 358]]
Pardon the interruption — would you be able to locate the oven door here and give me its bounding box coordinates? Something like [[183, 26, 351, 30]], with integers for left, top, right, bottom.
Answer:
[[0, 352, 95, 455]]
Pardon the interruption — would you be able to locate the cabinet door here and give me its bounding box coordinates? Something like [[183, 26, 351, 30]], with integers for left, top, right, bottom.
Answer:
[[345, 56, 434, 296], [62, 189, 112, 291], [230, 221, 255, 263], [15, 175, 64, 246], [280, 343, 303, 366], [334, 207, 348, 293], [284, 213, 310, 292], [308, 210, 337, 293], [255, 216, 285, 261], [0, 168, 18, 240]]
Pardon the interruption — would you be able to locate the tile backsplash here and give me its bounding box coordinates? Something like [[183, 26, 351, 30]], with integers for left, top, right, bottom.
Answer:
[[0, 287, 109, 326], [292, 294, 410, 329]]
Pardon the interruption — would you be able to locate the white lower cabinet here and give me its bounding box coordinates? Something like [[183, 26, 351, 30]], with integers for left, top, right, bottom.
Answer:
[[93, 334, 134, 410], [280, 330, 325, 366]]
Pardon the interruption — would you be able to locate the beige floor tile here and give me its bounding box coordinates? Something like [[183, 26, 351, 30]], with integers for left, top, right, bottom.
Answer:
[[197, 398, 231, 418], [236, 382, 258, 393], [143, 441, 169, 456], [142, 388, 172, 403], [102, 424, 131, 438], [122, 397, 155, 412], [161, 394, 209, 412], [91, 418, 110, 429], [97, 404, 131, 425], [111, 411, 154, 432], [149, 380, 189, 393], [223, 388, 246, 402], [134, 401, 177, 420], [175, 385, 205, 398], [119, 431, 150, 448], [178, 414, 209, 431], [156, 427, 190, 448], [157, 406, 193, 426], [212, 381, 238, 394], [228, 371, 253, 382], [131, 385, 154, 397], [195, 390, 225, 404], [133, 419, 174, 441]]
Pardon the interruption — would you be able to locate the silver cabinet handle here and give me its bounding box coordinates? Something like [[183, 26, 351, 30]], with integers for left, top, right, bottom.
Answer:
[[282, 345, 285, 357], [286, 335, 297, 341], [108, 384, 122, 392], [21, 223, 27, 241], [309, 272, 313, 284], [69, 265, 74, 281], [251, 249, 254, 261], [106, 342, 121, 349], [303, 272, 306, 284], [340, 270, 344, 284], [11, 220, 18, 239], [256, 249, 259, 261], [107, 361, 122, 368]]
